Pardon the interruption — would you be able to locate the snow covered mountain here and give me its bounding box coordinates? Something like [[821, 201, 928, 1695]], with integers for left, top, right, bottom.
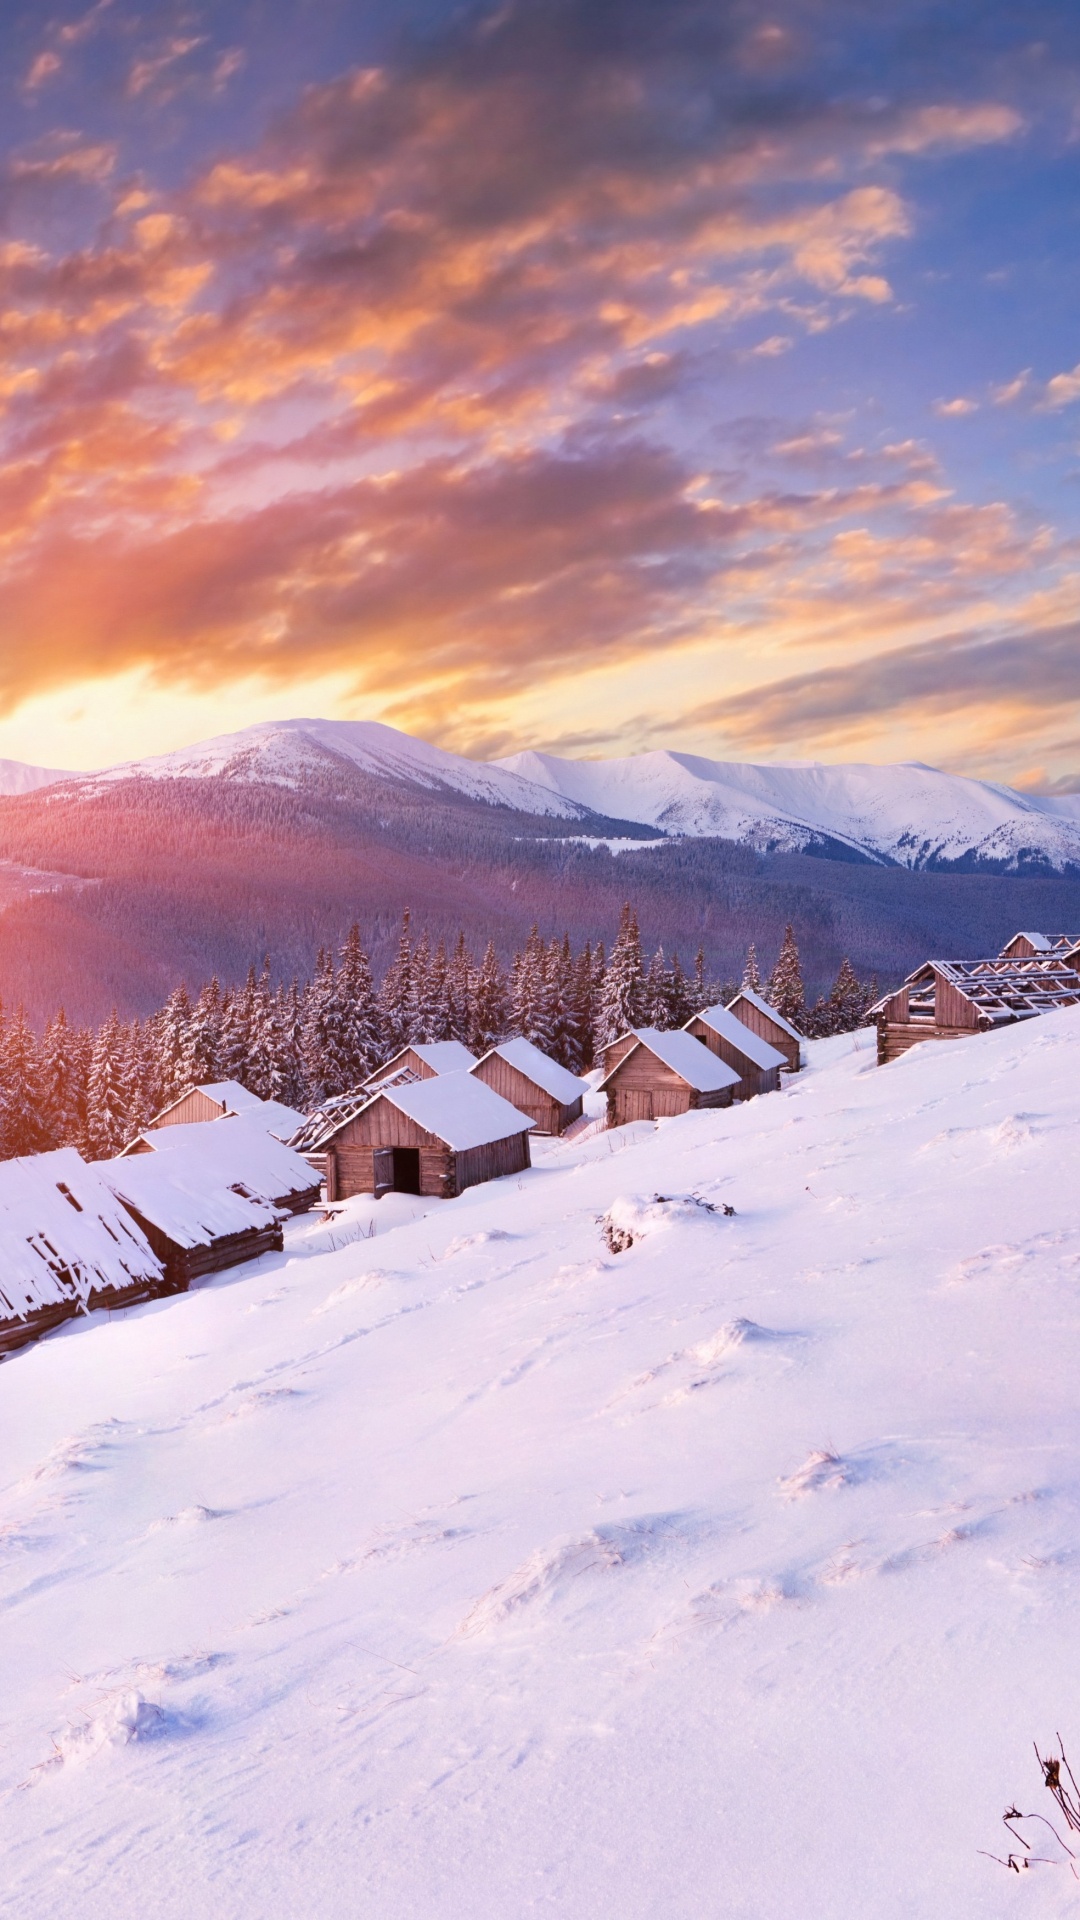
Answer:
[[50, 717, 1080, 872], [0, 756, 72, 796], [4, 1015, 1080, 1917], [75, 717, 591, 822], [497, 747, 1080, 871]]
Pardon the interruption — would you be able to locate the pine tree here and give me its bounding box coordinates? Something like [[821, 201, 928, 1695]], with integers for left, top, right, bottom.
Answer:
[[547, 935, 582, 1070], [337, 925, 382, 1084], [0, 1006, 43, 1158], [693, 945, 707, 1010], [766, 924, 805, 1028], [181, 978, 223, 1088], [511, 926, 556, 1051], [742, 944, 762, 993], [85, 1010, 130, 1159], [471, 941, 508, 1052], [595, 905, 645, 1050], [379, 911, 413, 1055], [155, 984, 192, 1103], [274, 980, 308, 1108], [447, 932, 474, 1047], [828, 957, 872, 1033], [122, 1020, 152, 1137], [642, 947, 670, 1029], [666, 952, 693, 1029], [301, 950, 343, 1103], [39, 1007, 81, 1149]]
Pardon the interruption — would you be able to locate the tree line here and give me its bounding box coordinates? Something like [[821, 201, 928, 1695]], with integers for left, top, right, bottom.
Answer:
[[0, 907, 875, 1162]]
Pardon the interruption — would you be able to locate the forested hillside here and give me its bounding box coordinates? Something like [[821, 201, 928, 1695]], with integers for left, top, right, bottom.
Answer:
[[0, 771, 1079, 1027]]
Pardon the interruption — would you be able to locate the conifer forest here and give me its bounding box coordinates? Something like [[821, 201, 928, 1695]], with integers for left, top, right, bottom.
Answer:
[[0, 907, 874, 1162]]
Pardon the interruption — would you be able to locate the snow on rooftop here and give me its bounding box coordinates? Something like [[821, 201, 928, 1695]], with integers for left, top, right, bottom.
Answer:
[[600, 1028, 741, 1093], [728, 985, 803, 1044], [1005, 930, 1052, 951], [381, 1069, 533, 1150], [690, 1003, 787, 1071], [0, 1147, 162, 1321], [121, 1116, 320, 1201], [197, 1079, 260, 1110], [412, 1041, 477, 1072], [481, 1036, 589, 1103], [194, 1084, 308, 1140], [100, 1136, 290, 1249]]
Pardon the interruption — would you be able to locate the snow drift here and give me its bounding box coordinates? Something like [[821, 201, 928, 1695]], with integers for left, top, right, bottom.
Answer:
[[3, 1014, 1080, 1917]]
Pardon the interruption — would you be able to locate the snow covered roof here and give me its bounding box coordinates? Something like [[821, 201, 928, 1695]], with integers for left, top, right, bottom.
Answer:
[[196, 1084, 307, 1141], [476, 1037, 589, 1103], [364, 1040, 475, 1084], [599, 1029, 741, 1094], [100, 1147, 284, 1251], [689, 1004, 787, 1071], [120, 1116, 320, 1201], [728, 986, 803, 1044], [0, 1148, 163, 1322], [378, 1070, 533, 1150], [198, 1079, 260, 1110]]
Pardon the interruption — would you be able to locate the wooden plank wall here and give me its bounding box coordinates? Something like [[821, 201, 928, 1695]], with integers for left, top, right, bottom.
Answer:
[[684, 1017, 778, 1099], [151, 1089, 222, 1128], [455, 1133, 531, 1193], [472, 1053, 558, 1132], [933, 974, 980, 1030], [729, 999, 801, 1071]]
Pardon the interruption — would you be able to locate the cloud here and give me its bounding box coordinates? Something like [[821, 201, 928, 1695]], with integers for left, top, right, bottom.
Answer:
[[697, 619, 1080, 748], [1042, 362, 1080, 410], [933, 396, 978, 417], [0, 0, 1065, 760]]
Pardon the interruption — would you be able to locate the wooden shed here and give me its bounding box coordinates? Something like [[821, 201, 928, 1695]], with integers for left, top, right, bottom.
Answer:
[[600, 1028, 654, 1078], [683, 1002, 786, 1099], [305, 1070, 533, 1201], [598, 1029, 740, 1127], [363, 1040, 475, 1089], [147, 1079, 306, 1145], [100, 1139, 291, 1291], [470, 1037, 587, 1135], [725, 988, 803, 1072], [120, 1115, 321, 1215], [870, 955, 1080, 1064], [0, 1148, 165, 1356], [999, 931, 1080, 962]]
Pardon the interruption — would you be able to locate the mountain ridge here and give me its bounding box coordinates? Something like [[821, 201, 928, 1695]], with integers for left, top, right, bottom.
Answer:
[[19, 715, 1080, 875]]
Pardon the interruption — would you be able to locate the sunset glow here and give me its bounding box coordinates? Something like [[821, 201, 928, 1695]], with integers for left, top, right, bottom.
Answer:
[[0, 0, 1078, 784]]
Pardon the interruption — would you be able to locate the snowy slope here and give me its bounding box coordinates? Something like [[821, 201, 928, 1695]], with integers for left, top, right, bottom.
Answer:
[[0, 757, 72, 796], [4, 1015, 1080, 1916], [73, 718, 589, 821], [46, 716, 1080, 869], [497, 746, 1080, 870]]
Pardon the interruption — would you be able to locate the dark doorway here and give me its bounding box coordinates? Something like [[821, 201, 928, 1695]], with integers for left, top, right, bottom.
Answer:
[[392, 1146, 422, 1194]]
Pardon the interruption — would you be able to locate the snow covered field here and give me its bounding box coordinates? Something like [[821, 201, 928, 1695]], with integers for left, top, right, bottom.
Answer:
[[4, 1016, 1080, 1916]]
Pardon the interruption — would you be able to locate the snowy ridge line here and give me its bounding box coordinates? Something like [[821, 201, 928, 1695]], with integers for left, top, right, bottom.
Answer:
[[9, 716, 1079, 872]]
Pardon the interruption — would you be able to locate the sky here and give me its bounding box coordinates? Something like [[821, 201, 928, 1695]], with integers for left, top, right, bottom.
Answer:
[[0, 0, 1079, 784]]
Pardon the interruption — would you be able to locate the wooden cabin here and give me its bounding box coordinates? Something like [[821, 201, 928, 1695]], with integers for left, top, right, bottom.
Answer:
[[363, 1041, 475, 1090], [598, 1029, 740, 1127], [725, 988, 803, 1072], [600, 1028, 656, 1078], [0, 1148, 164, 1356], [683, 1003, 785, 1099], [119, 1115, 321, 1215], [100, 1138, 293, 1291], [147, 1079, 306, 1145], [470, 1037, 587, 1135], [305, 1071, 532, 1201], [870, 955, 1080, 1065], [999, 931, 1080, 962]]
